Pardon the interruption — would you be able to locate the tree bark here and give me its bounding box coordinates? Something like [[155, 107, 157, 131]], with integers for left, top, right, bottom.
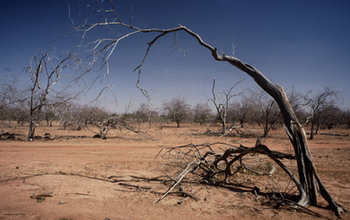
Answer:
[[27, 119, 36, 141], [221, 120, 227, 135]]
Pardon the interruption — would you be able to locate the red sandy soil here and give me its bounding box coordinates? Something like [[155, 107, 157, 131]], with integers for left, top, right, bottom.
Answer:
[[0, 122, 349, 220]]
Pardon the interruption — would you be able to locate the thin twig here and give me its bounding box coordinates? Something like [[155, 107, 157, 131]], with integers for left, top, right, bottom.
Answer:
[[154, 162, 199, 204]]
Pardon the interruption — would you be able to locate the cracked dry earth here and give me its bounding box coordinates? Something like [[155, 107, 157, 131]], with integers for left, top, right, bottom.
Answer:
[[0, 123, 349, 220]]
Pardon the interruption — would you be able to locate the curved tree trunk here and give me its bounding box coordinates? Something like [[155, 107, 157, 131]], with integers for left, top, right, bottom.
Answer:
[[217, 54, 344, 215]]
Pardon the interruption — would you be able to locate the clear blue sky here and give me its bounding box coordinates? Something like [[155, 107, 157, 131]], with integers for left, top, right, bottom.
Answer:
[[1, 0, 349, 113]]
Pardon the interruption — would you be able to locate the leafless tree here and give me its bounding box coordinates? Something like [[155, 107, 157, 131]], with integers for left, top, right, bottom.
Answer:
[[305, 86, 341, 139], [43, 105, 55, 127], [228, 98, 252, 128], [50, 100, 77, 130], [0, 80, 24, 121], [133, 103, 158, 130], [70, 1, 345, 215], [10, 106, 28, 126], [247, 89, 281, 137], [193, 103, 213, 125], [342, 109, 350, 129], [0, 83, 16, 112], [80, 105, 120, 139], [319, 107, 342, 130], [286, 87, 308, 123], [25, 51, 76, 141], [210, 79, 243, 135], [163, 97, 191, 128]]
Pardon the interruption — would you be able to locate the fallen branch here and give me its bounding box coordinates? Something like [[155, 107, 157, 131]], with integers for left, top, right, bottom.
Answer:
[[118, 183, 152, 191], [154, 161, 199, 204]]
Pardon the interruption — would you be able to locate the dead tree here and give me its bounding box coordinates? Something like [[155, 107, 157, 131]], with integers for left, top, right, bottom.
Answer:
[[248, 89, 281, 137], [72, 1, 345, 216], [25, 52, 75, 141], [193, 103, 212, 125], [210, 78, 243, 135], [0, 80, 22, 118], [155, 142, 297, 204], [305, 87, 341, 139]]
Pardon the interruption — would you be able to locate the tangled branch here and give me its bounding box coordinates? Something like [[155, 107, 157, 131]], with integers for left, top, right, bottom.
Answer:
[[155, 142, 297, 203]]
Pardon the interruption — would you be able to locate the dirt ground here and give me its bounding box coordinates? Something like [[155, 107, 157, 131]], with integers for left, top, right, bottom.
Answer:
[[0, 122, 349, 220]]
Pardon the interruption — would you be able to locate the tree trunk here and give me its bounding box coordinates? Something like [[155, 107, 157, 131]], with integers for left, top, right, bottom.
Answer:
[[27, 119, 36, 141], [310, 121, 315, 140], [263, 113, 269, 138], [222, 120, 227, 135], [315, 123, 320, 134]]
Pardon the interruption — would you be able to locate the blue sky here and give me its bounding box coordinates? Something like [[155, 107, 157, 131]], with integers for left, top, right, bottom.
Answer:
[[1, 0, 349, 113]]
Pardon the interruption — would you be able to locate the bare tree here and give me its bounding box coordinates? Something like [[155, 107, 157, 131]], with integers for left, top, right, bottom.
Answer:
[[193, 103, 212, 125], [163, 97, 191, 128], [210, 79, 243, 135], [49, 100, 79, 130], [318, 106, 342, 130], [25, 51, 76, 141], [286, 86, 308, 123], [0, 80, 24, 121], [80, 104, 152, 139], [84, 106, 113, 139], [0, 83, 15, 112], [305, 86, 341, 139], [248, 89, 281, 137], [71, 1, 345, 216], [229, 98, 252, 128], [343, 109, 350, 129], [133, 103, 158, 130], [43, 105, 55, 127]]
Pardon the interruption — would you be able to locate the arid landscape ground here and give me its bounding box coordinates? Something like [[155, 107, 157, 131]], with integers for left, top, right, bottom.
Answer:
[[0, 121, 349, 220]]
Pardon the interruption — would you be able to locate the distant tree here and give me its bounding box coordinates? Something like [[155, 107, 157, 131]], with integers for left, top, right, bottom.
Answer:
[[163, 97, 191, 128], [43, 105, 55, 127], [193, 103, 212, 125], [228, 98, 252, 127], [0, 80, 23, 121], [8, 104, 28, 125], [25, 52, 76, 141], [133, 103, 158, 129], [52, 101, 76, 130], [305, 86, 341, 139], [79, 104, 151, 139], [248, 89, 281, 138], [80, 105, 109, 126], [342, 109, 350, 129], [319, 107, 342, 130], [210, 79, 243, 135], [287, 86, 308, 123], [76, 105, 111, 138]]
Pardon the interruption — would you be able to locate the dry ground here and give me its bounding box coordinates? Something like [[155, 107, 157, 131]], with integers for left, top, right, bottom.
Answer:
[[0, 122, 349, 220]]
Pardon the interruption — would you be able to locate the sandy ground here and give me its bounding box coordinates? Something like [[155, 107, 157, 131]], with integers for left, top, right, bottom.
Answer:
[[0, 122, 349, 220]]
